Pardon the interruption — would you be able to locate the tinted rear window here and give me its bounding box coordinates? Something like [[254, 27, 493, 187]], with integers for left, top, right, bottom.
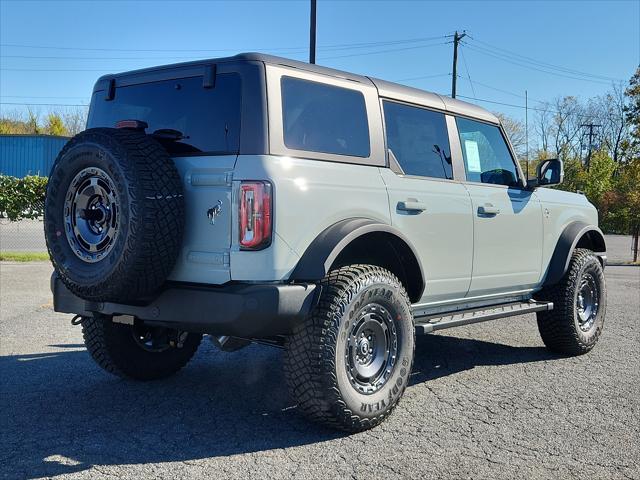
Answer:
[[281, 76, 370, 157], [88, 73, 241, 155]]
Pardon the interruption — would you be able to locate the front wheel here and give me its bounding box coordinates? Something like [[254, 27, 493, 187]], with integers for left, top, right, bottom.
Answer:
[[284, 265, 415, 432], [82, 315, 202, 380], [536, 248, 606, 355]]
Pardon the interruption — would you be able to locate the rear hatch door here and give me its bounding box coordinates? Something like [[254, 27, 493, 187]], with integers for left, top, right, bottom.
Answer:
[[87, 69, 242, 284]]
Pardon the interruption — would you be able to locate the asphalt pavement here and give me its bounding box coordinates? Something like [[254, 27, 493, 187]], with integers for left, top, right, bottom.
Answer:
[[0, 261, 638, 480]]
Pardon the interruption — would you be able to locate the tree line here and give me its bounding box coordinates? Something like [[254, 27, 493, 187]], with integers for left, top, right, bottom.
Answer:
[[0, 107, 87, 137], [485, 68, 639, 255], [529, 68, 638, 257]]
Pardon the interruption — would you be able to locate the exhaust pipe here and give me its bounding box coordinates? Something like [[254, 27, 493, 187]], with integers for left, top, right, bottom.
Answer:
[[210, 335, 251, 352]]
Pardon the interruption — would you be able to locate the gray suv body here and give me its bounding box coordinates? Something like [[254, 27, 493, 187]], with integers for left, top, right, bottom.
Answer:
[[46, 53, 607, 431]]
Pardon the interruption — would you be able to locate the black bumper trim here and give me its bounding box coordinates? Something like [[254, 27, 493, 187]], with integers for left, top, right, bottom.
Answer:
[[52, 274, 316, 337]]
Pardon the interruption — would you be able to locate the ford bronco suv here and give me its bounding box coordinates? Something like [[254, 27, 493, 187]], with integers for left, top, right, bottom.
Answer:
[[45, 53, 607, 432]]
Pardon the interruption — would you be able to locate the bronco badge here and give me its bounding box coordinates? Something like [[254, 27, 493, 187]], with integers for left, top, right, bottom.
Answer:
[[207, 200, 223, 225]]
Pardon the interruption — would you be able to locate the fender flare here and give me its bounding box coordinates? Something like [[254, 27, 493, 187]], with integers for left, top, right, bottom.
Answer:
[[543, 221, 607, 286], [289, 218, 425, 297]]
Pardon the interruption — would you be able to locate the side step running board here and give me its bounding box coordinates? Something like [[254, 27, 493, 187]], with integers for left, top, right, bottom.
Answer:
[[414, 300, 553, 335]]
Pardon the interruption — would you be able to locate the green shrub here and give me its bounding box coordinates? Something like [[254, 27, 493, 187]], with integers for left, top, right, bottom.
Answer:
[[0, 175, 48, 221]]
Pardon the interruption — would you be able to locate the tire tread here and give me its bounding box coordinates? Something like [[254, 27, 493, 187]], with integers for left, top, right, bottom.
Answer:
[[283, 264, 414, 432], [82, 315, 201, 381], [45, 128, 184, 303], [536, 248, 606, 355]]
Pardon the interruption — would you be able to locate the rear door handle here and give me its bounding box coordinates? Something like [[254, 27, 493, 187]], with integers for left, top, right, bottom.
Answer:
[[478, 204, 500, 215], [397, 200, 427, 213]]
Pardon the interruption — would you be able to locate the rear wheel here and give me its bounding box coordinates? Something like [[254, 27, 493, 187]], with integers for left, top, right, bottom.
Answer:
[[82, 315, 202, 380], [284, 265, 414, 432], [536, 248, 606, 355]]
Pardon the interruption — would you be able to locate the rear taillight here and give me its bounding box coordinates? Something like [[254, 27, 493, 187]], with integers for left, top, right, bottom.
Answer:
[[239, 181, 272, 250]]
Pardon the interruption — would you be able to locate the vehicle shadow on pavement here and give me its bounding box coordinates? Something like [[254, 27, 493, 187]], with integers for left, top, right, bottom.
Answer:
[[410, 333, 558, 385], [0, 341, 343, 479], [1, 334, 557, 478]]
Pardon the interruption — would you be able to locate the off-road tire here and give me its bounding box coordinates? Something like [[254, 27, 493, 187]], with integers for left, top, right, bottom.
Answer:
[[536, 249, 606, 355], [82, 315, 202, 381], [284, 265, 414, 432], [45, 128, 184, 303]]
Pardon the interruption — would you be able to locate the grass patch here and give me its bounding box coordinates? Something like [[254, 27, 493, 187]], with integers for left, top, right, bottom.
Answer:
[[0, 251, 49, 262]]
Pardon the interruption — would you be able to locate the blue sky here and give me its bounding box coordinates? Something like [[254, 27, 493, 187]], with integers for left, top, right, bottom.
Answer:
[[1, 0, 638, 124]]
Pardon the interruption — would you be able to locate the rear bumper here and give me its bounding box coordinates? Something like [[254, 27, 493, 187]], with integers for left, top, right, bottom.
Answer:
[[51, 274, 317, 337]]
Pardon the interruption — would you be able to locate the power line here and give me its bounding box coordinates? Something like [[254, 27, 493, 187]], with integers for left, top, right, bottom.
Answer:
[[320, 41, 447, 60], [459, 46, 476, 99], [459, 76, 527, 99], [0, 78, 449, 107], [462, 42, 619, 85], [405, 71, 550, 108], [1, 54, 239, 60], [0, 95, 89, 99], [470, 37, 622, 82], [2, 68, 112, 72], [455, 75, 549, 106], [394, 73, 451, 82], [457, 95, 547, 111], [0, 35, 448, 54], [1, 40, 445, 60], [456, 94, 598, 119], [0, 102, 88, 107], [0, 41, 449, 72]]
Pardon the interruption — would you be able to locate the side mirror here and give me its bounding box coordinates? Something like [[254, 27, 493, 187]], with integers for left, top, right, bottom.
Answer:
[[533, 159, 563, 187]]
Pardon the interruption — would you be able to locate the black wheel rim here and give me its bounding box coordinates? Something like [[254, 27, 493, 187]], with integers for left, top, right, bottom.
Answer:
[[577, 272, 600, 332], [131, 324, 173, 352], [345, 303, 398, 395], [64, 167, 120, 263]]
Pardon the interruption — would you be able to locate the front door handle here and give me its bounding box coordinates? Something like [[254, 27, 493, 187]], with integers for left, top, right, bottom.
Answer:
[[397, 200, 427, 213], [478, 203, 501, 216]]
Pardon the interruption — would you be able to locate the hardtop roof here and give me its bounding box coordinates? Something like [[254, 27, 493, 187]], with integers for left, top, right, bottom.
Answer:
[[96, 52, 499, 124]]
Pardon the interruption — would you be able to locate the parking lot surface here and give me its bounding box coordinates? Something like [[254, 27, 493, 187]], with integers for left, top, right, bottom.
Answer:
[[0, 261, 638, 480]]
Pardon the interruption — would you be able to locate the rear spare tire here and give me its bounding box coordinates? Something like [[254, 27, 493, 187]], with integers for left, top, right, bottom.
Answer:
[[45, 128, 184, 303]]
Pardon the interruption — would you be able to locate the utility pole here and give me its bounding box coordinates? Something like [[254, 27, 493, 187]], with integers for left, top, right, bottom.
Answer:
[[309, 0, 317, 64], [581, 123, 601, 169], [525, 90, 529, 179], [451, 30, 466, 98]]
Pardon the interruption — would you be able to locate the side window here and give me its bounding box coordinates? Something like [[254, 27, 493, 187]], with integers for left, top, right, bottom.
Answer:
[[281, 76, 370, 157], [383, 100, 453, 179], [456, 117, 520, 187]]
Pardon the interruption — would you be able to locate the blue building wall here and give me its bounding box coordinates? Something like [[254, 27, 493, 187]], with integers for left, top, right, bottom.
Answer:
[[0, 135, 69, 178]]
